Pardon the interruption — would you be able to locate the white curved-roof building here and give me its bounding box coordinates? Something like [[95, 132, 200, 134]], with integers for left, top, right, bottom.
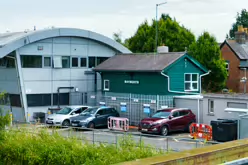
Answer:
[[0, 28, 131, 122]]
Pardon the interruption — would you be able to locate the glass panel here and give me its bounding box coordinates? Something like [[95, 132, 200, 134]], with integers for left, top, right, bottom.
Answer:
[[192, 82, 198, 89], [192, 74, 198, 81], [88, 57, 96, 68], [185, 82, 191, 90], [21, 55, 42, 68], [80, 58, 87, 67], [72, 57, 78, 67], [104, 80, 109, 89], [185, 74, 191, 81], [53, 56, 62, 68], [97, 57, 109, 65], [0, 58, 7, 67], [62, 56, 70, 68], [44, 57, 51, 67]]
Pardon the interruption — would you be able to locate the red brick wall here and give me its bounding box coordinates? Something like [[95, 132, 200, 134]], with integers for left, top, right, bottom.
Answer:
[[221, 44, 241, 92]]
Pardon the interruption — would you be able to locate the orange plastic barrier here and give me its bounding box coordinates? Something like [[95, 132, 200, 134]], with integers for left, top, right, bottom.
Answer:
[[190, 123, 212, 141], [108, 117, 129, 132]]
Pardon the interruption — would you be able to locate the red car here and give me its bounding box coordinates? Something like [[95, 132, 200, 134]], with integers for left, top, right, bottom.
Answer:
[[138, 108, 196, 136]]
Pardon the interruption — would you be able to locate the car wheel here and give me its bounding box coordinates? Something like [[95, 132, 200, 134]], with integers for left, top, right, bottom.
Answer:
[[88, 122, 95, 129], [186, 122, 193, 133], [161, 126, 169, 136], [62, 120, 70, 127]]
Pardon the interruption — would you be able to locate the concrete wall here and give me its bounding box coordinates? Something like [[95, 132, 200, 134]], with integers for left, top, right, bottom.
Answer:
[[174, 97, 203, 123], [175, 94, 248, 125], [17, 36, 118, 120]]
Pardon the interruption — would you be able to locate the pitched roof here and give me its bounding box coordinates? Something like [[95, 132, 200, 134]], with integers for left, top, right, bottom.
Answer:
[[93, 52, 185, 72], [224, 40, 248, 59]]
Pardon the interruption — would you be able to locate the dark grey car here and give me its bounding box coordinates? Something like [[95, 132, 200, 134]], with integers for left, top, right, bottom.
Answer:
[[70, 106, 120, 128]]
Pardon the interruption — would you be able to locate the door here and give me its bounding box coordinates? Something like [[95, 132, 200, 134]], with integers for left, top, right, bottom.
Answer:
[[103, 108, 116, 126], [178, 110, 189, 130], [94, 109, 105, 127], [169, 111, 181, 130]]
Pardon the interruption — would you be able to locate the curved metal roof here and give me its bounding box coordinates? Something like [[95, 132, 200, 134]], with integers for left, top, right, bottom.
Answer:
[[0, 28, 131, 58]]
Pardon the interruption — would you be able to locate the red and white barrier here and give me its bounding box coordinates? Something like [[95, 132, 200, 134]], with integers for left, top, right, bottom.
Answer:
[[108, 117, 129, 132]]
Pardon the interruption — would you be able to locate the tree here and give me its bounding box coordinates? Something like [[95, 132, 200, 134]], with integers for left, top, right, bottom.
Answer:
[[125, 14, 195, 53], [188, 32, 228, 92], [229, 9, 248, 38]]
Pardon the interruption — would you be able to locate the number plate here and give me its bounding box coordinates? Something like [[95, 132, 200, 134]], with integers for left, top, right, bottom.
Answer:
[[142, 129, 148, 131], [72, 124, 78, 126], [47, 121, 53, 124]]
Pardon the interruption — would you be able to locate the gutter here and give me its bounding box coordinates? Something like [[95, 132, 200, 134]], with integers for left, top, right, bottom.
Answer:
[[199, 70, 211, 93]]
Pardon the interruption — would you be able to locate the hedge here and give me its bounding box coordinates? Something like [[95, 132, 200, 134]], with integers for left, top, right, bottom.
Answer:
[[0, 128, 166, 165]]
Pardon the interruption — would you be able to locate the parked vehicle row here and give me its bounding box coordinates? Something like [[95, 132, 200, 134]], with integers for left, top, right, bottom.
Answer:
[[46, 105, 196, 136], [46, 105, 120, 128]]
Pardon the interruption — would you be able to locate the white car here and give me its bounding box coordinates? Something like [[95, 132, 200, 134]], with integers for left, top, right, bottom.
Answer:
[[46, 105, 91, 127]]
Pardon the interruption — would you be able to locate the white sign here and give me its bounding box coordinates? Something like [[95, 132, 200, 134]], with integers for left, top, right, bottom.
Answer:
[[143, 104, 150, 107], [124, 80, 139, 84], [90, 95, 96, 99], [120, 102, 127, 106], [151, 100, 156, 104], [111, 97, 117, 101], [161, 105, 168, 109], [99, 102, 106, 105], [133, 99, 139, 102]]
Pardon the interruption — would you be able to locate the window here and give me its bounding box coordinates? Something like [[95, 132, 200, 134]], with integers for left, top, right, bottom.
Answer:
[[53, 56, 70, 68], [53, 93, 69, 106], [88, 57, 109, 68], [227, 102, 247, 109], [179, 110, 189, 116], [104, 80, 110, 91], [72, 57, 79, 67], [96, 109, 104, 115], [9, 94, 22, 107], [172, 111, 179, 117], [89, 57, 96, 68], [44, 57, 51, 67], [62, 56, 70, 68], [21, 55, 42, 68], [27, 94, 51, 107], [184, 73, 198, 91], [208, 99, 214, 114], [80, 58, 87, 67], [225, 62, 229, 71], [0, 58, 7, 67]]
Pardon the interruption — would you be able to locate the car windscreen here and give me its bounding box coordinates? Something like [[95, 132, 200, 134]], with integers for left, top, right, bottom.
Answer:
[[152, 111, 171, 118], [56, 107, 73, 115], [80, 107, 98, 116]]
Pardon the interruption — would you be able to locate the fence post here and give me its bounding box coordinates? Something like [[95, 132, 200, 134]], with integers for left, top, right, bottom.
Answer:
[[115, 133, 118, 149], [93, 130, 95, 145], [156, 95, 159, 111], [166, 137, 169, 152], [139, 133, 142, 148], [129, 93, 132, 125]]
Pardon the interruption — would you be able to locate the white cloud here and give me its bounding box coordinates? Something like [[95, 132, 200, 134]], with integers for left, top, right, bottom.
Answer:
[[0, 0, 247, 42]]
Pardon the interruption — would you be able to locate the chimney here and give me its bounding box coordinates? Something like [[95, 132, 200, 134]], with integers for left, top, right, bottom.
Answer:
[[235, 25, 248, 44], [157, 44, 169, 53]]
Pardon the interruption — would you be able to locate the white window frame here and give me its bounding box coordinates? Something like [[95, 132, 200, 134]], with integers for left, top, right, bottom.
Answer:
[[80, 57, 87, 68], [103, 80, 110, 91], [184, 73, 199, 91], [208, 99, 214, 114], [225, 62, 229, 71], [53, 56, 62, 68], [43, 56, 51, 68]]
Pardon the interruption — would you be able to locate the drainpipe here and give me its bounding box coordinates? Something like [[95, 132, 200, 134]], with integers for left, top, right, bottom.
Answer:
[[57, 87, 74, 109], [199, 71, 211, 93]]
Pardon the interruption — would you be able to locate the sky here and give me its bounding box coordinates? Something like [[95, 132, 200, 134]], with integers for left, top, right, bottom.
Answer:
[[0, 0, 247, 42]]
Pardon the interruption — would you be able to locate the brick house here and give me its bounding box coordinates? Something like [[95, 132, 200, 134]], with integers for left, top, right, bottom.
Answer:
[[220, 25, 248, 93]]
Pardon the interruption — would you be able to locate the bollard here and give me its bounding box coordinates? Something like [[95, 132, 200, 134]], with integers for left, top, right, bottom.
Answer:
[[108, 117, 129, 132], [9, 112, 13, 127]]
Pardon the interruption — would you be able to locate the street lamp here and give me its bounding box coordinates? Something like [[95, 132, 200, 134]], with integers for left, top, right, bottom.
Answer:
[[155, 2, 167, 54]]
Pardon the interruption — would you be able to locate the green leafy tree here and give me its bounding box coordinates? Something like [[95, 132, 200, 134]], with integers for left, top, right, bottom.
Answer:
[[0, 93, 10, 131], [229, 9, 248, 38], [125, 14, 195, 53], [188, 32, 228, 92]]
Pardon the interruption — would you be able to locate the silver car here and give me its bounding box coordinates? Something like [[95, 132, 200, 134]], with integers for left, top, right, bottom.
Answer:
[[46, 105, 91, 127]]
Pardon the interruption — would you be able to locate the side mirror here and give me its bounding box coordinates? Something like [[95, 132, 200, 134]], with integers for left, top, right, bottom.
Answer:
[[71, 112, 76, 115], [95, 114, 100, 118], [169, 116, 173, 120]]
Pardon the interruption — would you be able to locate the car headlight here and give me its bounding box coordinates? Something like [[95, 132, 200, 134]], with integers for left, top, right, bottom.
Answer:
[[151, 122, 161, 126]]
